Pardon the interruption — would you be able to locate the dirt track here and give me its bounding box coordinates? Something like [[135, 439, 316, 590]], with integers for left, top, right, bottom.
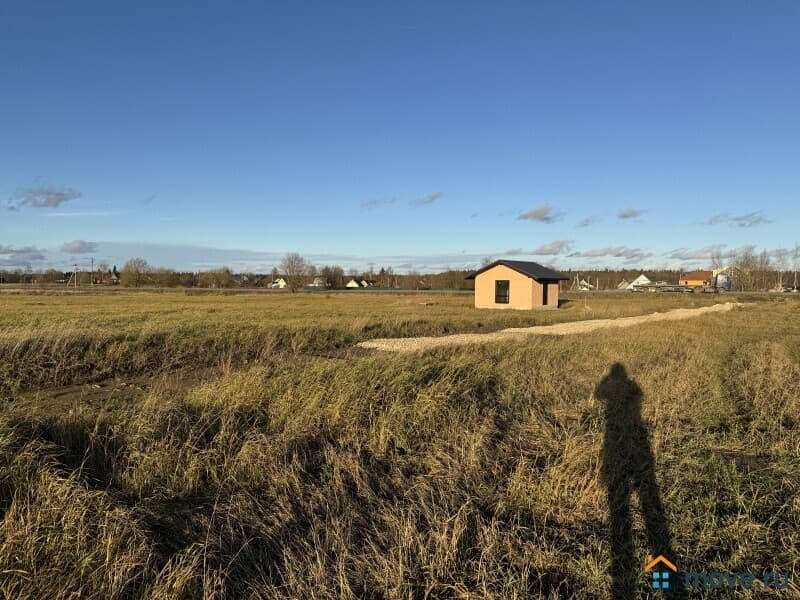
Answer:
[[358, 302, 745, 353]]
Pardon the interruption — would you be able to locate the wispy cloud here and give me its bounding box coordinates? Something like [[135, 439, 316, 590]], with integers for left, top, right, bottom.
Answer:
[[666, 244, 761, 262], [576, 216, 601, 227], [618, 208, 645, 220], [142, 194, 157, 205], [705, 214, 729, 226], [61, 240, 98, 254], [665, 245, 726, 261], [569, 246, 651, 261], [44, 211, 116, 218], [410, 191, 442, 207], [530, 240, 573, 255], [0, 244, 47, 267], [703, 210, 770, 228], [361, 197, 397, 210], [732, 212, 771, 227], [504, 240, 573, 256], [7, 184, 81, 211], [517, 204, 565, 223]]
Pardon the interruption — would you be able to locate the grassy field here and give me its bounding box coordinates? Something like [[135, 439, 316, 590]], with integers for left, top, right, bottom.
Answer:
[[1, 291, 798, 598], [0, 289, 754, 393]]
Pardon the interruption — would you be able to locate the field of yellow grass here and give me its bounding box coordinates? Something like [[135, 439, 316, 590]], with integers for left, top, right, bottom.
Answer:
[[1, 289, 749, 392], [1, 290, 798, 597]]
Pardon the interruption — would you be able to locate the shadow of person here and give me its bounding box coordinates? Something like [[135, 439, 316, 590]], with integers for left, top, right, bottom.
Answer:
[[597, 363, 679, 597]]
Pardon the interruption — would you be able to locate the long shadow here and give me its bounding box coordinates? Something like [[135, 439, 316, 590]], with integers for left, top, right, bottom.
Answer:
[[596, 363, 680, 597]]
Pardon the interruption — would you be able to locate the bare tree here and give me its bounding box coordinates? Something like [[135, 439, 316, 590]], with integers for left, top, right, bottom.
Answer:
[[384, 266, 395, 288], [280, 253, 309, 293], [710, 247, 725, 271], [775, 249, 789, 289], [197, 267, 236, 288], [757, 250, 771, 291], [733, 247, 756, 291], [320, 265, 345, 289], [120, 258, 150, 287]]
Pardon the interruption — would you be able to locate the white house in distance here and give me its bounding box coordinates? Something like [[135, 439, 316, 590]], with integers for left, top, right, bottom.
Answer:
[[626, 274, 651, 290], [306, 276, 328, 289], [270, 277, 287, 289], [345, 278, 377, 288]]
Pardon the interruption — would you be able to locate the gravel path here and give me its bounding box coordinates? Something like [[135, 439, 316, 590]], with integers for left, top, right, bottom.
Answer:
[[358, 302, 745, 353]]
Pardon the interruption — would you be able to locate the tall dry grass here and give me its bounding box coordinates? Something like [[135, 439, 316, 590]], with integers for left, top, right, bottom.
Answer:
[[0, 290, 756, 393], [0, 295, 797, 597]]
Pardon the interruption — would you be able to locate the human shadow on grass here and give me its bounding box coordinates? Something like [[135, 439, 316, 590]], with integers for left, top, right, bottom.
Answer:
[[597, 363, 684, 597]]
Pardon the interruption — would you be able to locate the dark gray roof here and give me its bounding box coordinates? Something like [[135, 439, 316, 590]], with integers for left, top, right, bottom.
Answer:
[[465, 260, 569, 281]]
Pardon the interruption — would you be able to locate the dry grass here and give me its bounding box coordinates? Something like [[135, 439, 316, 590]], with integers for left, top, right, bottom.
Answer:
[[0, 290, 756, 393], [0, 292, 798, 597], [359, 301, 745, 352]]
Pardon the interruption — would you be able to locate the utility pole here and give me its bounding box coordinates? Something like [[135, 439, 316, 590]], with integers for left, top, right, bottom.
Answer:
[[91, 257, 94, 287], [74, 264, 78, 288]]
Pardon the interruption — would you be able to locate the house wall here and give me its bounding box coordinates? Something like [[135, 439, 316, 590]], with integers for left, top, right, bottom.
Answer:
[[546, 281, 559, 307], [474, 265, 534, 309], [531, 279, 560, 308], [532, 278, 543, 307], [474, 266, 562, 309]]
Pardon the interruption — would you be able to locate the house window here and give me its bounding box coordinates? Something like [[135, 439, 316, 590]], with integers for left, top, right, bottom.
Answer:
[[495, 280, 510, 304]]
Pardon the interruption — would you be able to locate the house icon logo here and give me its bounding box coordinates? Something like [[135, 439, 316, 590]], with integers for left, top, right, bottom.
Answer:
[[645, 555, 678, 590]]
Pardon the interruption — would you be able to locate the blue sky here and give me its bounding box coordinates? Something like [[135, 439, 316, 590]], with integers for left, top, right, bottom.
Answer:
[[1, 1, 798, 273]]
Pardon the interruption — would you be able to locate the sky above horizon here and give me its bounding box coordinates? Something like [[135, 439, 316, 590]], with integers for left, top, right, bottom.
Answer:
[[1, 1, 799, 274]]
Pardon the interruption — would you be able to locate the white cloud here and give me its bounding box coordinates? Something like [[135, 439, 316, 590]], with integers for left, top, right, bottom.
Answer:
[[569, 246, 651, 261], [7, 184, 81, 210], [410, 191, 443, 207], [576, 216, 601, 227], [361, 197, 397, 210], [517, 204, 565, 223], [530, 240, 573, 255], [61, 240, 98, 254], [618, 208, 645, 220], [0, 244, 48, 267], [704, 210, 770, 228]]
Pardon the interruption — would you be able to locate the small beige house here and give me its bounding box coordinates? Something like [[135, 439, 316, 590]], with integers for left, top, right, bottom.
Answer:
[[466, 260, 568, 309]]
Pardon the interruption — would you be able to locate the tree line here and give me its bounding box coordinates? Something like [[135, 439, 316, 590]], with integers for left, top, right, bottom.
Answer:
[[2, 247, 798, 292], [0, 254, 476, 291]]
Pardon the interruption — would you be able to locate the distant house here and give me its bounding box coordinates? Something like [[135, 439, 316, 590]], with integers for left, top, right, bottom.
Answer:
[[345, 278, 376, 288], [617, 278, 630, 290], [270, 277, 287, 289], [680, 270, 713, 288], [304, 276, 330, 291], [465, 260, 568, 309], [627, 274, 651, 290]]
